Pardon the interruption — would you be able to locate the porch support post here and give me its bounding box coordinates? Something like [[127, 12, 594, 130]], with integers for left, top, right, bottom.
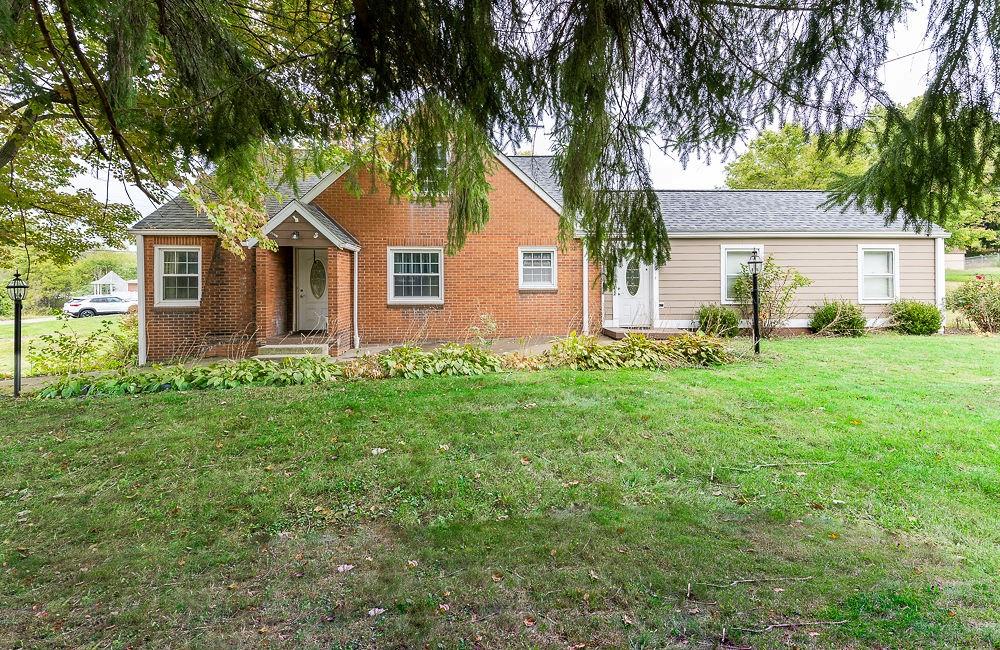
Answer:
[[352, 249, 360, 349], [582, 241, 590, 334]]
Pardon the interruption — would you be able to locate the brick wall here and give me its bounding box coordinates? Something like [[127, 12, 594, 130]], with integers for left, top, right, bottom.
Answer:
[[142, 157, 601, 360], [311, 160, 602, 344], [327, 248, 354, 352], [143, 236, 256, 361], [255, 247, 292, 340]]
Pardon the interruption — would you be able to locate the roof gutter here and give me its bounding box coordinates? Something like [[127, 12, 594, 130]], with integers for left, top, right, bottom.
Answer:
[[666, 230, 950, 239]]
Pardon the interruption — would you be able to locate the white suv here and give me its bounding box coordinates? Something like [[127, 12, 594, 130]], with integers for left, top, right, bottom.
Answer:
[[63, 295, 136, 318]]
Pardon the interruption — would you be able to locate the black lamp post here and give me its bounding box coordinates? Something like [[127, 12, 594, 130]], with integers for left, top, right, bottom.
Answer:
[[747, 251, 763, 355], [6, 270, 28, 397]]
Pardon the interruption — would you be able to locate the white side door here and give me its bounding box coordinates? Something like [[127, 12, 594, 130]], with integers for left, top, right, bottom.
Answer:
[[295, 248, 329, 331], [614, 258, 653, 327]]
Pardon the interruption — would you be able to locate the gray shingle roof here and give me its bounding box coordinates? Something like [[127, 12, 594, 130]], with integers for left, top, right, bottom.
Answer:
[[131, 174, 327, 231], [506, 154, 946, 236]]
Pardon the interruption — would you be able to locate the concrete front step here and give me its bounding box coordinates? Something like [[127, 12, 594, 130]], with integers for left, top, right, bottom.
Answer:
[[255, 343, 329, 358]]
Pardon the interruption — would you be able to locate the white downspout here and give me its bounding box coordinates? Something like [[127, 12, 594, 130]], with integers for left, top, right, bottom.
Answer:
[[352, 249, 360, 349], [582, 241, 590, 334], [135, 234, 147, 365], [935, 236, 945, 332]]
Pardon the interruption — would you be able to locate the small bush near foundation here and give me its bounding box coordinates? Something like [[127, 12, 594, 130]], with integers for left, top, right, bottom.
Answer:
[[809, 301, 867, 337], [889, 300, 942, 335], [696, 304, 740, 337], [946, 276, 1000, 333]]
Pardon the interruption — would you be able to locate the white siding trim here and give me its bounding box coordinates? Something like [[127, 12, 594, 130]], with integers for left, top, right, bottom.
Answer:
[[670, 231, 949, 239], [493, 152, 563, 217], [935, 237, 946, 310], [858, 244, 900, 304], [136, 234, 147, 365], [153, 245, 202, 308], [720, 244, 764, 304], [387, 246, 445, 305], [518, 246, 558, 290]]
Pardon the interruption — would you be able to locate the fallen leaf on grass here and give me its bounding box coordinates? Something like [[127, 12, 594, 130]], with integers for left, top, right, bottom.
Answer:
[[407, 559, 418, 568], [368, 607, 385, 617], [336, 564, 354, 573], [622, 613, 634, 626], [828, 532, 840, 540], [520, 456, 531, 465], [371, 448, 388, 456], [491, 572, 503, 583], [523, 616, 535, 627]]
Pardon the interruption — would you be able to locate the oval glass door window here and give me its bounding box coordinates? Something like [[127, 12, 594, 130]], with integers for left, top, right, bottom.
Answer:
[[625, 259, 640, 296], [309, 259, 326, 298]]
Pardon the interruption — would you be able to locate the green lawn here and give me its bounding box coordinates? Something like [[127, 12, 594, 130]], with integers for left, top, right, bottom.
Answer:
[[0, 315, 123, 376], [946, 265, 1000, 283], [2, 335, 999, 648]]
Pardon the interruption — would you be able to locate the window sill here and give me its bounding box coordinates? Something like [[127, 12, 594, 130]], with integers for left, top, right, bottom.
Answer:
[[519, 286, 558, 292], [859, 299, 893, 305], [153, 301, 201, 309], [387, 299, 444, 307]]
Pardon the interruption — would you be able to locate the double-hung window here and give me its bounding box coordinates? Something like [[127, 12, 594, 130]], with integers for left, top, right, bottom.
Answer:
[[387, 247, 444, 304], [859, 245, 898, 303], [721, 245, 763, 303], [519, 247, 557, 290], [154, 246, 201, 307]]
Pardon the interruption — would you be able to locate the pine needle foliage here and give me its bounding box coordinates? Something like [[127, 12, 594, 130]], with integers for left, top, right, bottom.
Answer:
[[2, 0, 1000, 271]]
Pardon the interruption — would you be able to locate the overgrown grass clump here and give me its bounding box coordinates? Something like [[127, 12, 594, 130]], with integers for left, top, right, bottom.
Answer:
[[38, 332, 730, 398]]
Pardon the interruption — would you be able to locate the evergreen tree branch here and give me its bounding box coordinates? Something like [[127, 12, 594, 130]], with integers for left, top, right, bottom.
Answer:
[[54, 0, 158, 200]]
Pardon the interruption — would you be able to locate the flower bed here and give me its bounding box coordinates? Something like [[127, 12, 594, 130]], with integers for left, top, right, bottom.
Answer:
[[37, 332, 730, 398]]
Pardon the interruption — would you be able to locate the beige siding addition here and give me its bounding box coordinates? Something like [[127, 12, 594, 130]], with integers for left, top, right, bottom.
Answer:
[[656, 237, 937, 324]]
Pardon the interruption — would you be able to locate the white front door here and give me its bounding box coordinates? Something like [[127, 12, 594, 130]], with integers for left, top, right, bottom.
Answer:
[[295, 248, 329, 331], [615, 258, 653, 327]]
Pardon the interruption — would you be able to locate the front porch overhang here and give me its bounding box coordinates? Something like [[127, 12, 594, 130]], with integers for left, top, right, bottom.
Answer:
[[246, 199, 360, 251]]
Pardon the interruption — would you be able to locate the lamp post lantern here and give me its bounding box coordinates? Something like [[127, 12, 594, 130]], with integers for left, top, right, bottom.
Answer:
[[6, 270, 28, 398], [747, 251, 763, 355]]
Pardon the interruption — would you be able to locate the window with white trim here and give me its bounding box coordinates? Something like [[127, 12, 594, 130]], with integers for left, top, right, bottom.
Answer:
[[154, 246, 201, 306], [388, 247, 444, 304], [859, 246, 898, 303], [721, 246, 762, 303], [519, 247, 557, 289]]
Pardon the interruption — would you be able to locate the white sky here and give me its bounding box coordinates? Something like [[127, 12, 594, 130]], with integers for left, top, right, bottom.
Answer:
[[74, 3, 934, 219]]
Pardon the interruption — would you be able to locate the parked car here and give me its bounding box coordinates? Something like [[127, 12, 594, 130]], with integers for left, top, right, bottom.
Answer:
[[63, 295, 137, 318]]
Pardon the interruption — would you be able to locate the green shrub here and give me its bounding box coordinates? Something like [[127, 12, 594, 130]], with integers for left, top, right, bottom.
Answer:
[[661, 332, 731, 366], [38, 356, 343, 398], [732, 256, 812, 337], [378, 345, 436, 378], [431, 343, 503, 375], [809, 300, 866, 337], [946, 276, 1000, 333], [27, 316, 139, 376], [544, 332, 621, 370], [38, 334, 732, 399], [0, 290, 12, 318], [889, 300, 942, 335], [696, 304, 740, 337]]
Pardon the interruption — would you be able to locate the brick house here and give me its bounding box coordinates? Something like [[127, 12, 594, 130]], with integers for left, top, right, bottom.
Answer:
[[130, 153, 602, 363], [130, 153, 948, 364]]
